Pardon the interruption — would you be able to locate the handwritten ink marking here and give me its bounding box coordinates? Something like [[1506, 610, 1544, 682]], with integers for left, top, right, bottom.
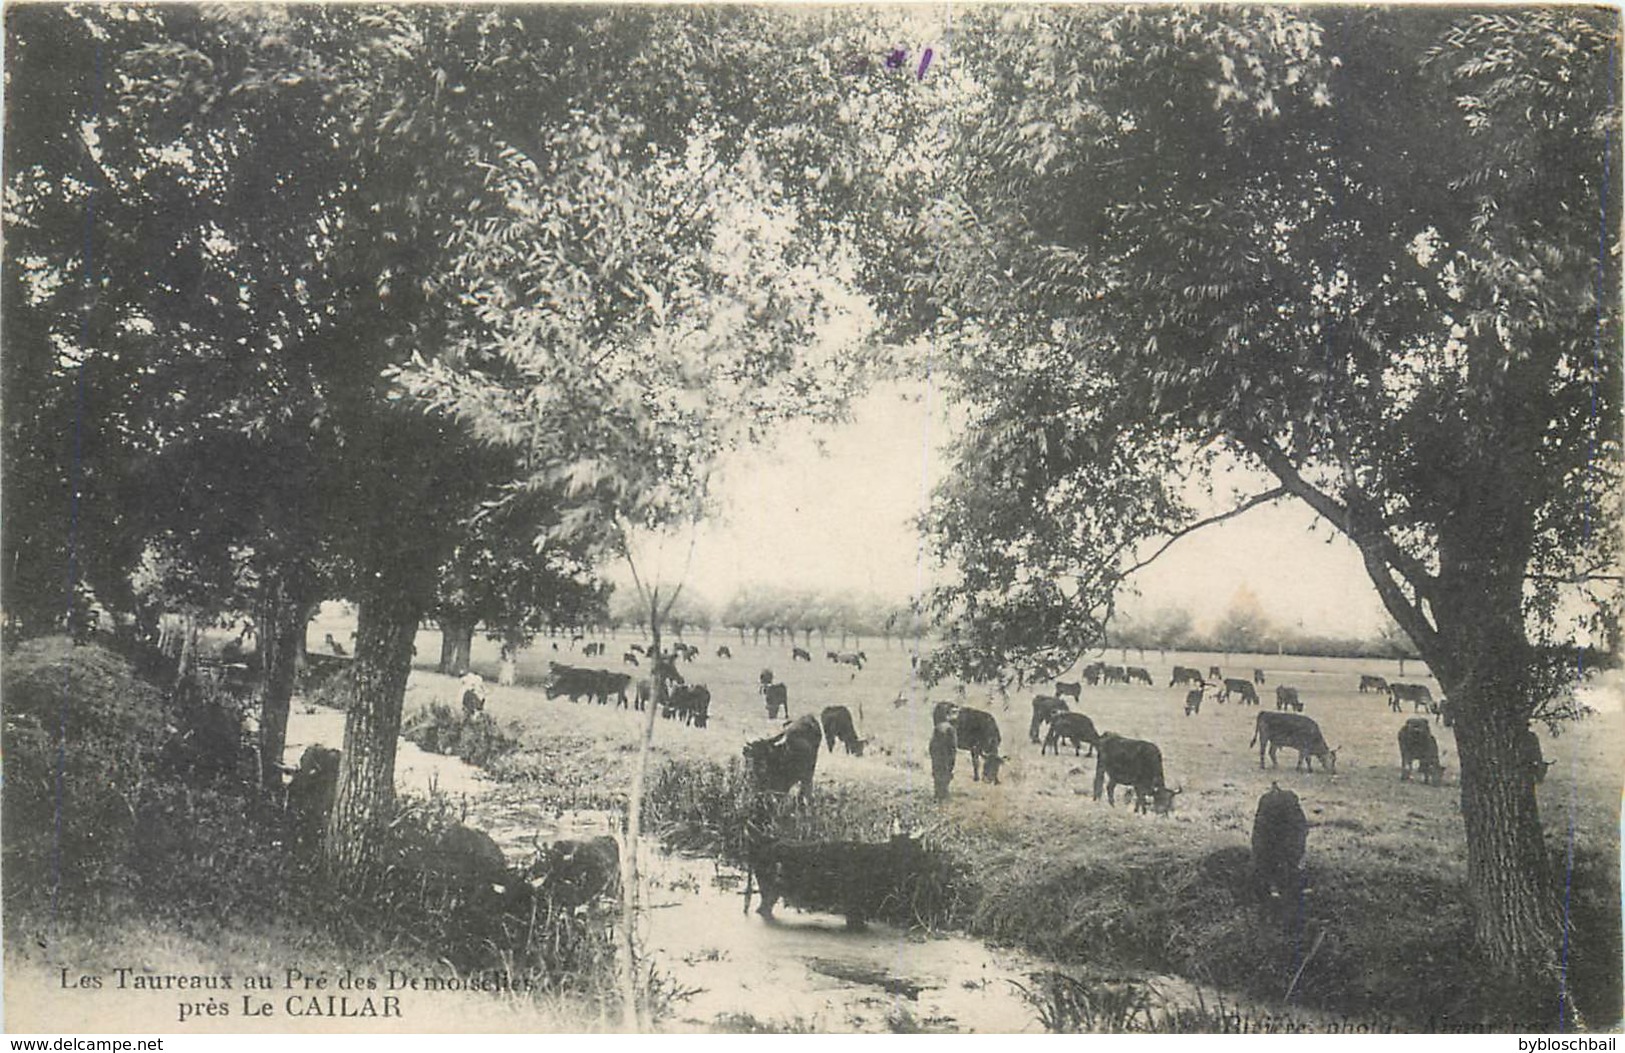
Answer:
[[916, 47, 934, 81]]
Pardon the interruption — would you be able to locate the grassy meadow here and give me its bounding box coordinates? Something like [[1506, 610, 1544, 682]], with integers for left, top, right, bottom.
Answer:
[[393, 626, 1623, 1029]]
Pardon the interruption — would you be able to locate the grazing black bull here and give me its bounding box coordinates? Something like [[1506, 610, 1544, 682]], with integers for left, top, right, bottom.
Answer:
[[1170, 666, 1205, 688], [716, 646, 733, 659], [286, 745, 341, 851], [1092, 732, 1166, 809], [1082, 662, 1105, 686], [835, 651, 867, 670], [1253, 668, 1266, 685], [402, 822, 520, 906], [1274, 686, 1304, 712], [527, 835, 620, 908], [820, 705, 865, 755], [952, 707, 1005, 784], [1223, 678, 1261, 706], [744, 833, 930, 929], [1029, 695, 1070, 743], [1398, 718, 1443, 784], [931, 700, 958, 726], [791, 647, 812, 662], [1389, 682, 1435, 714], [763, 682, 790, 719], [623, 652, 640, 667], [1184, 688, 1204, 716], [1251, 783, 1308, 900], [666, 684, 712, 728], [1208, 665, 1223, 680], [1054, 680, 1082, 703], [743, 715, 823, 799], [545, 664, 630, 706], [1042, 712, 1099, 756], [1521, 727, 1554, 787], [1103, 665, 1129, 685], [1359, 674, 1389, 694], [1435, 698, 1456, 727], [1126, 666, 1153, 686], [929, 721, 957, 802], [1250, 712, 1338, 772]]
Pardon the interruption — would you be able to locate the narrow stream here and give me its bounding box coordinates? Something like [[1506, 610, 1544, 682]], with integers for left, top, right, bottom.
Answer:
[[283, 706, 1323, 1033]]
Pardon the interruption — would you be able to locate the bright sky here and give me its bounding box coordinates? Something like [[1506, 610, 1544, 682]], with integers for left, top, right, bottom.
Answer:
[[620, 380, 1393, 639]]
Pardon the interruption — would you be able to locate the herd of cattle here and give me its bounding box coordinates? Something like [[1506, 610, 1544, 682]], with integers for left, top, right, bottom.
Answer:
[[430, 645, 1562, 924]]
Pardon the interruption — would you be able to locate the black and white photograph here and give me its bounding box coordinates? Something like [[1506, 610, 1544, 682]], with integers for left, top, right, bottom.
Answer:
[[2, 3, 1620, 1036]]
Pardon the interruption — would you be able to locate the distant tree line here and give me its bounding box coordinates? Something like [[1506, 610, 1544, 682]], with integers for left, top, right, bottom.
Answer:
[[603, 584, 923, 651]]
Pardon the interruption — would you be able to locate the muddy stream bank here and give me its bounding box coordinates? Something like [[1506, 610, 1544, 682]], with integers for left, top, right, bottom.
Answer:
[[284, 706, 1331, 1033]]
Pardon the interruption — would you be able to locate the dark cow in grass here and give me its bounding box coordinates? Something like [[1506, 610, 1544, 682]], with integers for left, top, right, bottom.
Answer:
[[835, 651, 867, 671], [1103, 665, 1129, 685], [929, 721, 957, 802], [1170, 666, 1205, 688], [1082, 662, 1105, 686], [286, 745, 341, 852], [1389, 682, 1435, 714], [1251, 783, 1308, 900], [1126, 666, 1153, 686], [763, 682, 790, 720], [1029, 695, 1070, 743], [791, 647, 812, 662], [716, 646, 732, 659], [527, 835, 620, 909], [1092, 732, 1166, 808], [1223, 678, 1261, 706], [1250, 712, 1338, 773], [1184, 688, 1204, 716], [744, 715, 822, 800], [1042, 711, 1099, 757], [667, 684, 712, 728], [1521, 727, 1554, 787], [1274, 686, 1304, 712], [1054, 680, 1082, 703], [1398, 718, 1444, 784], [820, 705, 864, 755], [952, 707, 1005, 784], [744, 833, 931, 930], [1359, 674, 1389, 694]]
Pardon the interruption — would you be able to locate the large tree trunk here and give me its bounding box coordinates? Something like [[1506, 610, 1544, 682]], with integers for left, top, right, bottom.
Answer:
[[437, 616, 473, 675], [256, 581, 310, 788], [323, 591, 420, 878], [1419, 523, 1572, 1024]]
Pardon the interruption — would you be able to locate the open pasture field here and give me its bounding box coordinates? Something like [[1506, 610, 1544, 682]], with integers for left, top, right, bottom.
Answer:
[[387, 630, 1622, 1023], [400, 629, 1621, 903]]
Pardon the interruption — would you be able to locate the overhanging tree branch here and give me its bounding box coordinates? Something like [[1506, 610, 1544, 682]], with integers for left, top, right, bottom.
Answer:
[[1118, 485, 1289, 578]]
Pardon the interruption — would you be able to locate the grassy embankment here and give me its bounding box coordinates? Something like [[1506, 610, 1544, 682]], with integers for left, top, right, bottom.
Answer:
[[2, 638, 620, 1033], [438, 633, 1622, 1031]]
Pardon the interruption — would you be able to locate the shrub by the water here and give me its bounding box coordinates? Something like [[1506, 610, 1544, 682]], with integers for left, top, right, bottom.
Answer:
[[403, 702, 521, 767], [3, 638, 622, 1015]]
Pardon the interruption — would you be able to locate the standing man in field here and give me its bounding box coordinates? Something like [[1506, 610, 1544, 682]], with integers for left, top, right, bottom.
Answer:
[[460, 670, 487, 718], [929, 721, 958, 802]]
